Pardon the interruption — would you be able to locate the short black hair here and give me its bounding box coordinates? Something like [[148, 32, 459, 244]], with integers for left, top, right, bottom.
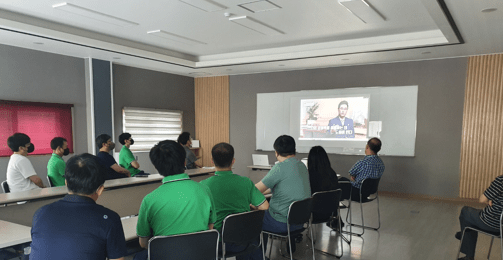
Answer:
[[273, 135, 296, 157], [96, 134, 111, 149], [65, 153, 106, 195], [212, 143, 234, 168], [150, 140, 186, 176], [7, 133, 30, 152], [367, 137, 382, 154], [50, 137, 67, 150], [118, 133, 131, 145], [177, 132, 191, 145], [338, 100, 349, 109]]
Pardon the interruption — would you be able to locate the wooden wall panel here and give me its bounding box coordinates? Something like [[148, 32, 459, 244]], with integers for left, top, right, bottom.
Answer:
[[195, 76, 230, 167], [460, 54, 503, 198]]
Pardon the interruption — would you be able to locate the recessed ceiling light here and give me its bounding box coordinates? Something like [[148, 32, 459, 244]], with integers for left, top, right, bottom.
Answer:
[[278, 64, 285, 67], [342, 58, 350, 61], [421, 51, 431, 54], [229, 16, 283, 35], [148, 30, 207, 45], [481, 8, 497, 13], [338, 0, 385, 23], [113, 57, 121, 60], [179, 0, 226, 12], [226, 69, 232, 71], [33, 42, 44, 45], [53, 3, 138, 27]]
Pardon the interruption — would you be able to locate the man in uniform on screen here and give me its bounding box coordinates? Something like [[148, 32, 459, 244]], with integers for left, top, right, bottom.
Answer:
[[327, 100, 355, 138]]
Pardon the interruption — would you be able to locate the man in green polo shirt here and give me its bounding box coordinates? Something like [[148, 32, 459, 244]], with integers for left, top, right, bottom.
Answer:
[[200, 142, 269, 258], [118, 133, 145, 176], [134, 140, 216, 260], [47, 137, 70, 187]]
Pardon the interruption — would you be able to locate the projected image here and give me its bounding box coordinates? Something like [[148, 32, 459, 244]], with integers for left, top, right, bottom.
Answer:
[[300, 97, 369, 140]]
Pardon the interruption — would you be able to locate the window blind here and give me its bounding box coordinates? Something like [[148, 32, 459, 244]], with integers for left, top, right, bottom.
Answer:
[[122, 107, 183, 151]]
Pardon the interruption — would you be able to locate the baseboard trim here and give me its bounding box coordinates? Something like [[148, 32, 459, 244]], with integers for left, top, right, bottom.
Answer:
[[379, 191, 481, 205]]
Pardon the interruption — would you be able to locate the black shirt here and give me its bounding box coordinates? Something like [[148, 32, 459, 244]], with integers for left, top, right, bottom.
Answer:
[[96, 151, 126, 180]]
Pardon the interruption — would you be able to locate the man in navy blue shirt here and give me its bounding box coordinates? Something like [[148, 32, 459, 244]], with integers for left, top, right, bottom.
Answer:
[[96, 134, 130, 180], [30, 153, 127, 260], [327, 100, 355, 138]]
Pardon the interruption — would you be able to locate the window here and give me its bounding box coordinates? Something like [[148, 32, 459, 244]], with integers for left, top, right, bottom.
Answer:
[[122, 107, 183, 151], [0, 100, 74, 157]]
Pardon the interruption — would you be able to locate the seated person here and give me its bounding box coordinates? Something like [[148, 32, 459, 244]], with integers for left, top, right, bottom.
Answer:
[[456, 175, 503, 260], [307, 145, 341, 227], [30, 153, 126, 260], [118, 132, 147, 176], [95, 134, 130, 180], [200, 142, 269, 258], [134, 140, 216, 260], [251, 135, 311, 259], [340, 137, 385, 201], [6, 133, 44, 192], [47, 137, 70, 187], [177, 132, 200, 169]]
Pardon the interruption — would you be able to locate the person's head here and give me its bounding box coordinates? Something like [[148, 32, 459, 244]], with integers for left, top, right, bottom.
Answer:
[[211, 142, 235, 169], [177, 132, 191, 146], [118, 133, 133, 146], [7, 133, 34, 155], [50, 137, 69, 156], [307, 146, 334, 191], [96, 134, 115, 151], [65, 153, 106, 198], [366, 137, 382, 155], [150, 140, 186, 176], [273, 135, 296, 158], [338, 101, 349, 119]]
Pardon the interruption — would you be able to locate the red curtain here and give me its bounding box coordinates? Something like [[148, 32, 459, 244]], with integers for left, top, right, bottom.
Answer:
[[0, 100, 74, 157]]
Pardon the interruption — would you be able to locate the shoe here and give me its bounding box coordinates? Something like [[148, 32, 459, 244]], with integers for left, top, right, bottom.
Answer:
[[326, 218, 344, 231], [455, 231, 462, 240], [458, 256, 474, 260]]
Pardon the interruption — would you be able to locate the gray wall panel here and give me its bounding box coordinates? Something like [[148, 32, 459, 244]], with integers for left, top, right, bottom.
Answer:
[[112, 65, 195, 174], [230, 58, 467, 198], [92, 59, 113, 154], [0, 44, 87, 187]]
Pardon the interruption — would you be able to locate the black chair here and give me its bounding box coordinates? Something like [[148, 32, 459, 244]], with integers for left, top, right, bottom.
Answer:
[[262, 197, 314, 260], [148, 229, 219, 260], [46, 176, 54, 187], [345, 178, 381, 236], [456, 211, 503, 260], [219, 210, 265, 260], [1, 181, 9, 193], [310, 189, 345, 257]]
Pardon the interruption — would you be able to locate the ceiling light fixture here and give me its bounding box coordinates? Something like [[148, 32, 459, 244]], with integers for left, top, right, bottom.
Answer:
[[278, 64, 285, 67], [481, 8, 497, 13], [147, 30, 207, 45], [421, 51, 431, 54], [338, 0, 385, 23], [33, 42, 44, 45], [342, 58, 350, 61], [113, 57, 121, 60], [179, 0, 226, 12], [238, 0, 281, 13], [229, 16, 283, 35], [53, 3, 138, 27]]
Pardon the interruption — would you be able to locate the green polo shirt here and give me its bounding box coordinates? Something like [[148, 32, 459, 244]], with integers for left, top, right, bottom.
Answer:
[[136, 173, 216, 237], [262, 157, 311, 223], [119, 146, 141, 176], [200, 171, 266, 231], [47, 153, 66, 187]]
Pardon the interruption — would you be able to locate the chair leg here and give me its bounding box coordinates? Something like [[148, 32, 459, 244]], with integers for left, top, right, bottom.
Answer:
[[456, 230, 466, 260], [222, 241, 226, 260], [348, 195, 381, 235], [288, 228, 293, 260], [309, 221, 315, 260], [268, 236, 273, 260], [260, 233, 265, 260], [487, 236, 494, 259]]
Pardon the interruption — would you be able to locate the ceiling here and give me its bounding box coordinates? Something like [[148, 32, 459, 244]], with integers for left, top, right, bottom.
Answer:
[[0, 0, 501, 77]]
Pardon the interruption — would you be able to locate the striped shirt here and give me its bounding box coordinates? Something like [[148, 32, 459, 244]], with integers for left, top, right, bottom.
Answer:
[[349, 155, 385, 189], [480, 175, 503, 229]]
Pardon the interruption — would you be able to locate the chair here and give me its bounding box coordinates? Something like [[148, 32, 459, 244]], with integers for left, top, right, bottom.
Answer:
[[262, 197, 314, 260], [1, 181, 9, 193], [148, 229, 219, 260], [345, 178, 381, 236], [46, 176, 54, 187], [219, 210, 265, 260], [456, 212, 503, 260], [310, 189, 345, 257]]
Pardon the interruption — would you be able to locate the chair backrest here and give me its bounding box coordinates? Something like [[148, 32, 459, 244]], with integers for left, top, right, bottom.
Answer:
[[311, 189, 342, 223], [287, 197, 313, 226], [221, 210, 265, 245], [149, 229, 219, 260], [360, 178, 381, 198], [46, 176, 54, 188], [1, 181, 10, 193]]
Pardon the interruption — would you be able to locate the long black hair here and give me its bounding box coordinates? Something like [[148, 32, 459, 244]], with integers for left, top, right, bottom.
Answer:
[[308, 146, 339, 194]]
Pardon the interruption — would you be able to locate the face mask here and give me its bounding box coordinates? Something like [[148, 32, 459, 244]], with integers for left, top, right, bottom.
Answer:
[[63, 148, 70, 156], [130, 139, 134, 145], [109, 143, 115, 150], [27, 143, 35, 153]]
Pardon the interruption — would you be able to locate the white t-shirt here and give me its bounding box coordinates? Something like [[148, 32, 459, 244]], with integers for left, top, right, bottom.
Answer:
[[6, 154, 40, 192]]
